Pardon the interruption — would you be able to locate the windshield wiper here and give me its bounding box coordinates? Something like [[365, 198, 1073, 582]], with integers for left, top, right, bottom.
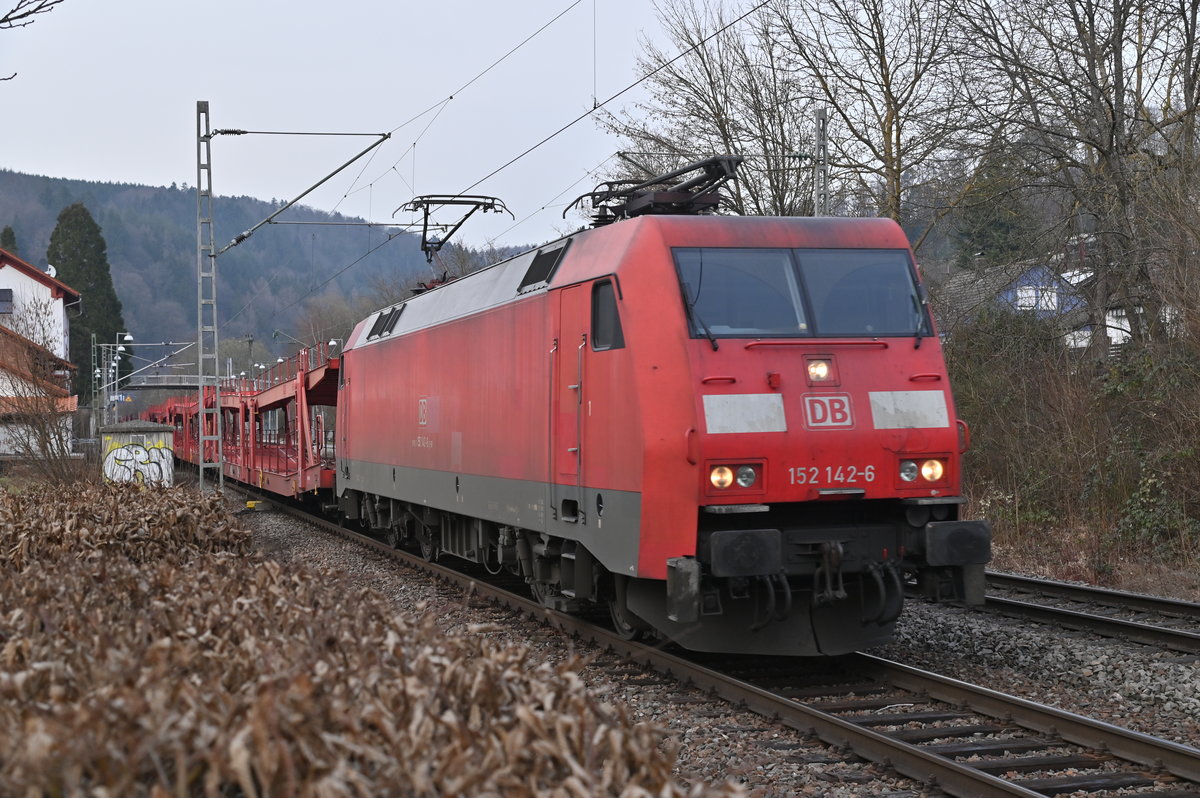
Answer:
[[686, 294, 720, 350], [686, 301, 719, 351], [912, 291, 926, 349]]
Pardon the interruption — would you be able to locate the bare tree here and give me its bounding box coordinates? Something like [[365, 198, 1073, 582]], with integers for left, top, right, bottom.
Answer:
[[0, 0, 61, 28], [956, 0, 1200, 351], [768, 0, 978, 244], [599, 0, 815, 216], [0, 296, 82, 483], [1, 0, 65, 80]]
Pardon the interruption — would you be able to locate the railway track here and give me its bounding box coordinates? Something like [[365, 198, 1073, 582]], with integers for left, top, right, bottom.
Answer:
[[983, 572, 1200, 655], [247, 493, 1200, 798]]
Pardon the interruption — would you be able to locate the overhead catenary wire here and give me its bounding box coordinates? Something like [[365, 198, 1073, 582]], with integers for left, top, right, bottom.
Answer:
[[216, 132, 390, 255], [332, 0, 584, 215], [212, 130, 383, 137], [272, 230, 411, 318], [424, 1, 772, 235], [455, 0, 771, 197], [224, 218, 446, 328], [275, 0, 771, 313], [486, 154, 616, 245]]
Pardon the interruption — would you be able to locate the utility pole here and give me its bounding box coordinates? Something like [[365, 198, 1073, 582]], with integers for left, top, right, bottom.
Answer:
[[196, 101, 223, 490], [813, 107, 830, 216]]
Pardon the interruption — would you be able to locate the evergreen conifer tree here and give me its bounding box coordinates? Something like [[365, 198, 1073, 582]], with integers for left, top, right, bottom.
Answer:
[[954, 152, 1036, 270], [45, 203, 128, 400], [0, 225, 16, 255]]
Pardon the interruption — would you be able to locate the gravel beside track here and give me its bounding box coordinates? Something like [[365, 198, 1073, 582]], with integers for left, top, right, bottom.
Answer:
[[246, 503, 1198, 795]]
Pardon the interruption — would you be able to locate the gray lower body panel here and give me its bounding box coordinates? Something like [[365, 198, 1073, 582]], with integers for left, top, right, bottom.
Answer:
[[339, 458, 642, 576]]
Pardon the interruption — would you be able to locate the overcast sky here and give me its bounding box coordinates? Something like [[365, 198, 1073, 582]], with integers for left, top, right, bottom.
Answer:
[[0, 0, 669, 248]]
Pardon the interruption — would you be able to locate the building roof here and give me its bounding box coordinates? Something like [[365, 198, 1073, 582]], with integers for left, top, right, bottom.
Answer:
[[0, 247, 81, 303], [0, 324, 73, 371], [932, 260, 1082, 333], [934, 262, 1024, 332]]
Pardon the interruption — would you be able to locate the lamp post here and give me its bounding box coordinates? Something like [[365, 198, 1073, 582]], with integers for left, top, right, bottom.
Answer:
[[110, 333, 132, 424], [90, 332, 132, 431]]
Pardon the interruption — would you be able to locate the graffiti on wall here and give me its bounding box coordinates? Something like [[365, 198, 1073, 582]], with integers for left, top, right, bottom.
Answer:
[[102, 441, 174, 486]]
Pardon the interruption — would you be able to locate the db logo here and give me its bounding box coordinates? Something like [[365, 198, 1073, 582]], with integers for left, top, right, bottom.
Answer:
[[417, 397, 429, 426], [803, 394, 854, 429]]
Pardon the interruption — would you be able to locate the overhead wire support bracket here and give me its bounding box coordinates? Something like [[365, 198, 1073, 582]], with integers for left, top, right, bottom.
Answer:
[[216, 131, 391, 255], [396, 195, 513, 263], [566, 154, 743, 226]]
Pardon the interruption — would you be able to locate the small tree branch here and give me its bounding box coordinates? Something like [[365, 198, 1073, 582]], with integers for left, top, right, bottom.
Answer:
[[0, 0, 64, 29]]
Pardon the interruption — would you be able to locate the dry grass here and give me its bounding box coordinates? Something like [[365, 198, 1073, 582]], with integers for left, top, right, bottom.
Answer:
[[0, 484, 736, 797], [990, 536, 1200, 601]]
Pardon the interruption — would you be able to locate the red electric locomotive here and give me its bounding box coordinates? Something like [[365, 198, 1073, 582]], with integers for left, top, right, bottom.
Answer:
[[335, 158, 990, 656]]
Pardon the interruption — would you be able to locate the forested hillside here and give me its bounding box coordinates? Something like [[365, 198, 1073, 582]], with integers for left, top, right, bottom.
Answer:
[[0, 169, 447, 353]]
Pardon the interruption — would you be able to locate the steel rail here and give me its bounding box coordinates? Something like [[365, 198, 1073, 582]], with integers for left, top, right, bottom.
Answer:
[[986, 595, 1200, 653], [985, 572, 1200, 654], [858, 653, 1200, 783], [988, 572, 1200, 619], [240, 492, 1200, 797]]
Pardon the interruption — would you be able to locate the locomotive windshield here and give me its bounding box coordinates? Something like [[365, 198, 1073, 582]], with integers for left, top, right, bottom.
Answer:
[[674, 247, 930, 338]]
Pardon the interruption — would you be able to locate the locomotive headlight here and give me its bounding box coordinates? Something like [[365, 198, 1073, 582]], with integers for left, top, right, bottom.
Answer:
[[735, 465, 757, 488], [920, 459, 945, 481], [807, 359, 832, 381], [710, 466, 734, 489], [899, 460, 919, 482]]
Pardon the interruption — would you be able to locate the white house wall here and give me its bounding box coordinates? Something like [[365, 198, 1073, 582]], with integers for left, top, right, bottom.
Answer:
[[0, 369, 39, 397], [0, 267, 68, 357], [0, 416, 70, 457]]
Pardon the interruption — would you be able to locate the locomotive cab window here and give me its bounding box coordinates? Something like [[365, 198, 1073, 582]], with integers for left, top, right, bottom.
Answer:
[[675, 248, 808, 337], [591, 279, 625, 350], [672, 247, 930, 339], [799, 249, 931, 337]]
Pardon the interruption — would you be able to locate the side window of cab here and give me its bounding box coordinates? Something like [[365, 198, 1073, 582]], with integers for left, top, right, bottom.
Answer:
[[591, 279, 625, 351]]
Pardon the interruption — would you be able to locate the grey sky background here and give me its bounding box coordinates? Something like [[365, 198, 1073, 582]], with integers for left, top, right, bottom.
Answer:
[[0, 1, 667, 248]]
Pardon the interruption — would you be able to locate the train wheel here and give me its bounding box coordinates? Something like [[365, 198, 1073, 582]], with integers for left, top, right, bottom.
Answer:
[[416, 524, 439, 561], [608, 575, 651, 640], [529, 580, 553, 606], [608, 599, 649, 641]]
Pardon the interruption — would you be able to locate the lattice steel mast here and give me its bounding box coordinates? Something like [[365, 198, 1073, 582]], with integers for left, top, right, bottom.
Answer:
[[813, 107, 829, 217], [196, 101, 222, 490]]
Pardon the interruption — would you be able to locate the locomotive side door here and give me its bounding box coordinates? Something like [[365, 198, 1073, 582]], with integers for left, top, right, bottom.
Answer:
[[551, 283, 590, 523]]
